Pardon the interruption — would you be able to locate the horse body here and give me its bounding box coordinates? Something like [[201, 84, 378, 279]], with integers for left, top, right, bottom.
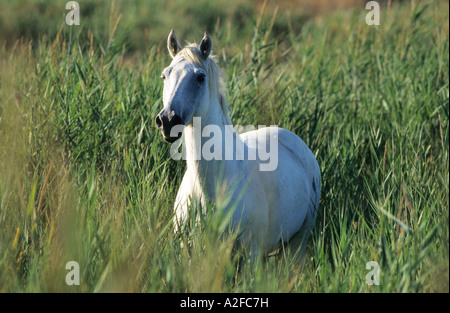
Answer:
[[240, 127, 321, 252], [156, 30, 321, 255]]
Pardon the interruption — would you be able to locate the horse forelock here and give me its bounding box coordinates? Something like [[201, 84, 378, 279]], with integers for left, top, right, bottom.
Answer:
[[177, 44, 231, 125]]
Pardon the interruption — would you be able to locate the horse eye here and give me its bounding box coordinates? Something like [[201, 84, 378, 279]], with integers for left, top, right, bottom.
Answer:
[[197, 73, 205, 83]]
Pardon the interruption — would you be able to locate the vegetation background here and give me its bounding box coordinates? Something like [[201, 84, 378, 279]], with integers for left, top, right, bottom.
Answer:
[[0, 0, 448, 292]]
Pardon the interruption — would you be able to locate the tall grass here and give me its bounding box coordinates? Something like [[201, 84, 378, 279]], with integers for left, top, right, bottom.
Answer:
[[0, 0, 448, 292]]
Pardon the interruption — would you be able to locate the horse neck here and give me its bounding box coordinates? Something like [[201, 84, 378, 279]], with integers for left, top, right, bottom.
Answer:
[[184, 96, 246, 199]]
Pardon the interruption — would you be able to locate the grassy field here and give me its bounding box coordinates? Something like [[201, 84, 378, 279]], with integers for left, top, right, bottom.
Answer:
[[0, 0, 448, 292]]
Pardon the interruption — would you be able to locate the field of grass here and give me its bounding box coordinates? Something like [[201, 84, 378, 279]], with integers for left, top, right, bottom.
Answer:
[[0, 0, 448, 292]]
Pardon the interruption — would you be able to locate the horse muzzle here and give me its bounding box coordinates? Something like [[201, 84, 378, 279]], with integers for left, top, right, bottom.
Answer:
[[155, 110, 184, 143]]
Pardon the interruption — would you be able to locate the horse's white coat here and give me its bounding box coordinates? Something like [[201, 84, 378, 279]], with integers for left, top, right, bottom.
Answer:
[[158, 31, 321, 255]]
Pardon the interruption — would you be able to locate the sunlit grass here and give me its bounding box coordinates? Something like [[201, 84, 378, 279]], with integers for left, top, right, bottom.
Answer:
[[0, 0, 448, 292]]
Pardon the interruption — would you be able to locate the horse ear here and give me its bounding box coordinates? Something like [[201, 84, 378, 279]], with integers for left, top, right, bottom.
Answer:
[[199, 32, 212, 59], [167, 29, 182, 58]]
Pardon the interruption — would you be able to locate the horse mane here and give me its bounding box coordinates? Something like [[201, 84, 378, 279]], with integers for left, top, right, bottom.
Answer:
[[177, 44, 232, 125]]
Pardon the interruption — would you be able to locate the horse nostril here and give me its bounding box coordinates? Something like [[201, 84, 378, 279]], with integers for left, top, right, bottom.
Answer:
[[155, 114, 163, 129]]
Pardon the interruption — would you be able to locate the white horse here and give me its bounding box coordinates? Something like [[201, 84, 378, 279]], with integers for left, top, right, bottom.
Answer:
[[155, 30, 321, 256]]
